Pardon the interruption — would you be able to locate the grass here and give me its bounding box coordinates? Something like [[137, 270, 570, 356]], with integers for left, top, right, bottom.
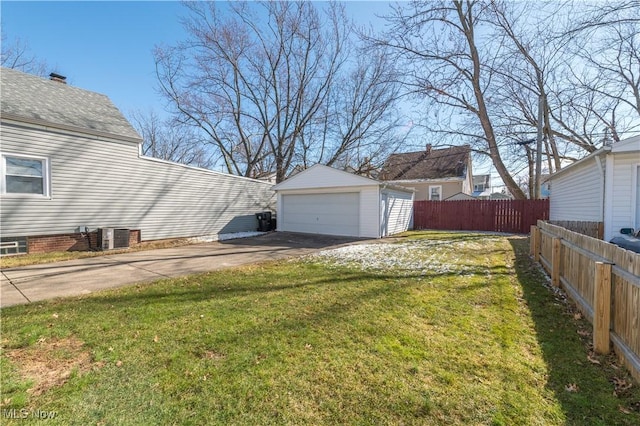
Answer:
[[1, 231, 638, 425]]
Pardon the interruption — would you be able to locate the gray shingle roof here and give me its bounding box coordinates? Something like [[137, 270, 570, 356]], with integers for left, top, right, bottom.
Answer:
[[1, 67, 141, 142], [379, 145, 470, 181]]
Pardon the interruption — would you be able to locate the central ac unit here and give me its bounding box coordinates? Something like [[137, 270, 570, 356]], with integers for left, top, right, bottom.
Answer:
[[97, 228, 130, 250], [113, 229, 130, 249], [97, 228, 114, 250]]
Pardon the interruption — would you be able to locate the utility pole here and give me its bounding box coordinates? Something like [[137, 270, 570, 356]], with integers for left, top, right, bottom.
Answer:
[[535, 95, 544, 199]]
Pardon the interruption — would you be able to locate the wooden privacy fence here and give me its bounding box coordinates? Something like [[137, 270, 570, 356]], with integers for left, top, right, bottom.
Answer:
[[414, 199, 549, 234], [549, 220, 604, 239], [531, 221, 640, 380]]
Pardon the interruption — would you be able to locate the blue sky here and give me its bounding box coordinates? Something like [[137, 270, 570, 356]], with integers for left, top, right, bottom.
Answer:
[[2, 1, 499, 181], [1, 1, 394, 117]]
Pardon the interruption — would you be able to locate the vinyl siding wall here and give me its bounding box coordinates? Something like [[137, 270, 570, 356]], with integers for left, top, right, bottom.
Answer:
[[604, 152, 640, 240], [1, 122, 275, 240], [381, 188, 413, 236], [549, 156, 604, 222], [393, 180, 463, 201]]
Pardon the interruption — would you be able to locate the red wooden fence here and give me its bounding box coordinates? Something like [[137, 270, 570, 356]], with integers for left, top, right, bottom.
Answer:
[[413, 199, 549, 234]]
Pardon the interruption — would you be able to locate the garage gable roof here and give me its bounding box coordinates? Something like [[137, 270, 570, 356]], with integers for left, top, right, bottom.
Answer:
[[273, 164, 380, 191], [547, 147, 609, 181], [611, 135, 640, 153]]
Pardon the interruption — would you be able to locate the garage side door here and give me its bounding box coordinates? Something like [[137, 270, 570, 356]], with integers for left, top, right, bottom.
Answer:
[[281, 193, 360, 237]]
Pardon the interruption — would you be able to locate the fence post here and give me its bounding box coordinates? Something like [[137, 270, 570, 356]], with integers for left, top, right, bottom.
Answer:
[[533, 226, 542, 262], [530, 225, 537, 256], [593, 261, 612, 354], [551, 237, 561, 287]]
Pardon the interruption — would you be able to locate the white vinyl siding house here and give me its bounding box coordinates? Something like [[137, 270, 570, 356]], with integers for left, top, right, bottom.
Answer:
[[273, 165, 413, 238], [549, 136, 640, 241], [1, 67, 274, 249], [0, 123, 274, 240], [548, 151, 605, 222], [604, 140, 640, 240]]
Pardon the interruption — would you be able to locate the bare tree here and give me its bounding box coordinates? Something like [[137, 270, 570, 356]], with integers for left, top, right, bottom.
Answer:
[[1, 32, 48, 76], [155, 1, 346, 182], [155, 1, 404, 182], [371, 0, 639, 198], [567, 9, 640, 139], [307, 45, 406, 173], [129, 110, 212, 168], [373, 0, 527, 198]]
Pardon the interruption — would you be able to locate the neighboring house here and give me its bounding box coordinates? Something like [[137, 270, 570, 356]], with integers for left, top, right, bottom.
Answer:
[[378, 144, 473, 201], [444, 192, 476, 201], [272, 164, 414, 238], [472, 174, 491, 198], [0, 67, 274, 254], [540, 174, 551, 199], [489, 191, 513, 200], [548, 135, 640, 241]]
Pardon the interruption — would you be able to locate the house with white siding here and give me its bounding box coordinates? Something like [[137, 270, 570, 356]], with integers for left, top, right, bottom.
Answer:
[[0, 67, 274, 254], [548, 135, 640, 241], [273, 164, 414, 238]]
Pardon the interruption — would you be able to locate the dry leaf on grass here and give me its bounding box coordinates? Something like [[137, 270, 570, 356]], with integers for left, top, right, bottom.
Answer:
[[613, 377, 633, 395], [587, 354, 601, 365], [619, 406, 631, 414], [565, 383, 579, 392]]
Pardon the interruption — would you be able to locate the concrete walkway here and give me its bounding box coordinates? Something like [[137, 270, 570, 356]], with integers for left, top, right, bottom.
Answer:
[[1, 232, 362, 308]]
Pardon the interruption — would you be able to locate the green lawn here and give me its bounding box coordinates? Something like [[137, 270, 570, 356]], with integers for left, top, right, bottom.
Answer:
[[1, 232, 638, 425]]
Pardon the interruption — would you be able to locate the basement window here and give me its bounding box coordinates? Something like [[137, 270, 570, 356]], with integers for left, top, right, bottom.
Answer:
[[0, 236, 27, 255], [1, 153, 50, 197]]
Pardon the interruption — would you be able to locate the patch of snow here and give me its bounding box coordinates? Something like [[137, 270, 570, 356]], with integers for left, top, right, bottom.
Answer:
[[308, 238, 492, 276], [191, 232, 267, 243]]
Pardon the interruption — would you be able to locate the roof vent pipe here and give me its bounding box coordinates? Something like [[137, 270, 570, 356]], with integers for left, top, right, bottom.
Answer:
[[49, 72, 67, 84]]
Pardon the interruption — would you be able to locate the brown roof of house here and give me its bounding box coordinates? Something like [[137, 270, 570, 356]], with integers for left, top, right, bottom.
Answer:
[[379, 145, 470, 181]]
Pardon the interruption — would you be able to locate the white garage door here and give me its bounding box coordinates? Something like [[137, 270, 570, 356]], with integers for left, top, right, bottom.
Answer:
[[282, 193, 360, 237]]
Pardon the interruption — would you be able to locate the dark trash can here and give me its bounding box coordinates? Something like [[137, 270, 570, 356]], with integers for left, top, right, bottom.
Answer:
[[256, 211, 273, 232]]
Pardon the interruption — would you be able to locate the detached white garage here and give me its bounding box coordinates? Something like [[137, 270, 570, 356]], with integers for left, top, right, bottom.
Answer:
[[273, 165, 414, 238]]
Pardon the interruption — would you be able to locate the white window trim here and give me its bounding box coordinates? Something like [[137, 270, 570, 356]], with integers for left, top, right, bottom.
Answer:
[[1, 152, 51, 198], [429, 185, 442, 201]]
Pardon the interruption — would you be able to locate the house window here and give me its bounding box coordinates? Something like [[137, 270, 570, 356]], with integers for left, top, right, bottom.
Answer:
[[0, 236, 27, 255], [429, 185, 442, 201], [1, 154, 50, 197], [474, 183, 485, 192]]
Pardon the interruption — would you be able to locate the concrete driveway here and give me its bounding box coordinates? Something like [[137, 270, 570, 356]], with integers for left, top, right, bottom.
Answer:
[[1, 232, 363, 308]]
